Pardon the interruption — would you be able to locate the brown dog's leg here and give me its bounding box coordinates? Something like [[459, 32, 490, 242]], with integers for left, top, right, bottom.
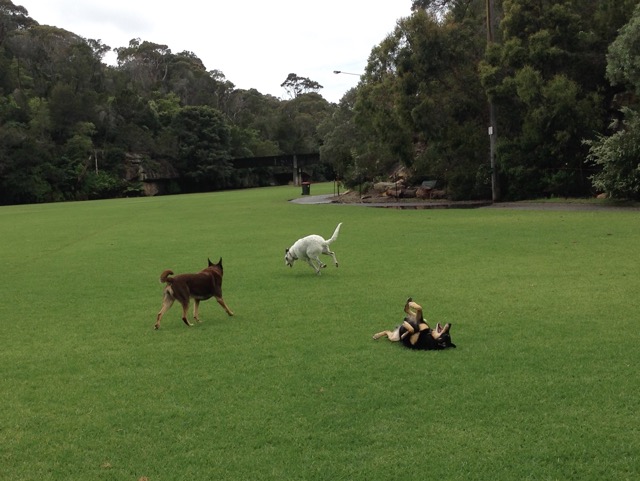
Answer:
[[193, 300, 201, 323], [155, 293, 174, 330], [180, 300, 193, 327], [215, 297, 234, 316]]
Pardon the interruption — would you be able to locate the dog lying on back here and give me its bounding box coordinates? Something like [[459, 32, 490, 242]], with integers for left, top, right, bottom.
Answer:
[[154, 257, 234, 329], [284, 222, 342, 275], [373, 298, 456, 350]]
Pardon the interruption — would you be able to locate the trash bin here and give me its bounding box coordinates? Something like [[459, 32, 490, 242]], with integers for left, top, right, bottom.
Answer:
[[301, 182, 311, 195]]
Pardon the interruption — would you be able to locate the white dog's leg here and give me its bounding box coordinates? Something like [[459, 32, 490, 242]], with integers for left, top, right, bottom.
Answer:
[[312, 255, 326, 270], [306, 258, 322, 274], [324, 249, 338, 267]]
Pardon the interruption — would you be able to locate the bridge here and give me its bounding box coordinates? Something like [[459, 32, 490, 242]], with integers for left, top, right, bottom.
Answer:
[[230, 153, 320, 186]]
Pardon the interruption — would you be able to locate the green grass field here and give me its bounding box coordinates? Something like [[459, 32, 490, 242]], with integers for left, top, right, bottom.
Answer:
[[1, 184, 639, 480]]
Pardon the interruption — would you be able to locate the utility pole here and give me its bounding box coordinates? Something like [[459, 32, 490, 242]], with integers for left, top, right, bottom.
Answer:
[[486, 0, 500, 202], [293, 154, 299, 186]]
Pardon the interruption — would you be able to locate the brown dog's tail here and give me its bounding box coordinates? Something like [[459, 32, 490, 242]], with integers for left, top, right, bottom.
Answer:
[[159, 270, 174, 283]]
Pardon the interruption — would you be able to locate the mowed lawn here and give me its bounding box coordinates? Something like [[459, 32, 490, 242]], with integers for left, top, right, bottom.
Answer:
[[0, 184, 638, 481]]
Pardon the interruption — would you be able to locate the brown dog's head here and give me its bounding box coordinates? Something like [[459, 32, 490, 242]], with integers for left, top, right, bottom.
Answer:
[[208, 257, 223, 272]]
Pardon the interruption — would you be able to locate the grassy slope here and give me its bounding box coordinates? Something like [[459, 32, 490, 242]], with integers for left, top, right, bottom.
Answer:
[[0, 184, 638, 480]]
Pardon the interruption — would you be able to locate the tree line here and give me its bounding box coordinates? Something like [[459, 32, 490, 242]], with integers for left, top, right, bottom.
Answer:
[[0, 1, 331, 204], [0, 0, 639, 205], [321, 0, 639, 200]]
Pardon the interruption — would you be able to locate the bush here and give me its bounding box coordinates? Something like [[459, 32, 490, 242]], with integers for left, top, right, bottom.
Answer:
[[586, 108, 640, 200], [83, 171, 126, 199]]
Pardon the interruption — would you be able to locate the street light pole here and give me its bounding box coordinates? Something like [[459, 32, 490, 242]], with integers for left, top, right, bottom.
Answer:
[[333, 70, 360, 76], [486, 0, 500, 202]]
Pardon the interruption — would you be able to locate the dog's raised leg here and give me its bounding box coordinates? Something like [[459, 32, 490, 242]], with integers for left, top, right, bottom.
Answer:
[[155, 293, 175, 329], [323, 247, 339, 267], [216, 297, 234, 316], [403, 298, 427, 326]]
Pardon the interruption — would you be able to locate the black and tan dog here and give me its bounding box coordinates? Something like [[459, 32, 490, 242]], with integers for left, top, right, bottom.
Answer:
[[373, 298, 456, 350], [154, 258, 234, 329]]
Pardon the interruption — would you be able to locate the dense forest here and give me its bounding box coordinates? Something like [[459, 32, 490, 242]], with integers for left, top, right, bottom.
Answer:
[[0, 0, 638, 205]]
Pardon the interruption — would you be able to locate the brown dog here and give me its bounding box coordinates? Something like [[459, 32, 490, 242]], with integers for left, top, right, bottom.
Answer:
[[154, 258, 234, 329]]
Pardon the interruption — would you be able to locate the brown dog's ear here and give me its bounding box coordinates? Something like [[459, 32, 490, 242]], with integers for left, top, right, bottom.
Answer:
[[208, 258, 214, 266], [218, 257, 223, 267]]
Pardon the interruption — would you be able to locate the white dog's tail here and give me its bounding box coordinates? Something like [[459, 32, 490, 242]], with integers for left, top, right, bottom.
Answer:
[[327, 222, 342, 244]]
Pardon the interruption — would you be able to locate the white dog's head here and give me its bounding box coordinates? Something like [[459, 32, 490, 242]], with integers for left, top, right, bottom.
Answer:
[[284, 248, 297, 267]]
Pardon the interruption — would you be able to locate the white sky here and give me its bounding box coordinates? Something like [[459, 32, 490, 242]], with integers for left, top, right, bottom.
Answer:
[[20, 0, 413, 103]]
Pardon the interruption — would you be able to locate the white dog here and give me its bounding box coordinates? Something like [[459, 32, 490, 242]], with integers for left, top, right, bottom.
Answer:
[[284, 223, 342, 274]]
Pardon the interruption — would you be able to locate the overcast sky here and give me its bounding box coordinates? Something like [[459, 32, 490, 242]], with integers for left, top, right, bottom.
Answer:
[[20, 0, 413, 103]]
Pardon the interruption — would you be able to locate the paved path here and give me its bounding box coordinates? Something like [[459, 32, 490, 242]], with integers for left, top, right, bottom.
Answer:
[[290, 194, 490, 209], [290, 194, 640, 211], [289, 194, 335, 204]]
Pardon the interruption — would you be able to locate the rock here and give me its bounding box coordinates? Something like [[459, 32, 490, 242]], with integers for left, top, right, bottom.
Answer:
[[416, 187, 431, 199], [384, 188, 404, 198], [374, 182, 398, 193]]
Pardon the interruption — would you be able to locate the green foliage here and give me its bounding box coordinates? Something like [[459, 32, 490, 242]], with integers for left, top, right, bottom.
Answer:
[[229, 125, 280, 158], [482, 0, 634, 199], [276, 92, 332, 155], [171, 105, 233, 191], [280, 72, 323, 99], [0, 3, 334, 205], [349, 8, 489, 197], [606, 3, 640, 94], [586, 108, 640, 199], [82, 169, 127, 199], [27, 96, 51, 139], [585, 3, 640, 200], [318, 89, 359, 179], [149, 91, 181, 127]]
